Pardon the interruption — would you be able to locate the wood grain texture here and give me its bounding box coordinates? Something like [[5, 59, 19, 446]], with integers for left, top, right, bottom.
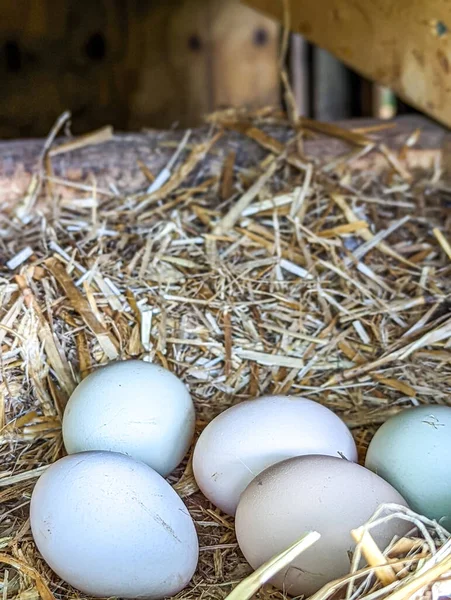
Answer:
[[0, 0, 280, 137], [246, 0, 451, 127], [209, 1, 280, 110], [0, 115, 445, 206]]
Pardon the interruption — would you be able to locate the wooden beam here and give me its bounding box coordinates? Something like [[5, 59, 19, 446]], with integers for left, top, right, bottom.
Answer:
[[0, 115, 446, 207], [246, 0, 451, 128]]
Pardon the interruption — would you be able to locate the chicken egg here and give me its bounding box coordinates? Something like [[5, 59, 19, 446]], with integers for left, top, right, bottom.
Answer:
[[235, 455, 409, 597], [193, 395, 357, 515], [365, 405, 451, 528], [62, 360, 195, 476], [30, 451, 198, 598]]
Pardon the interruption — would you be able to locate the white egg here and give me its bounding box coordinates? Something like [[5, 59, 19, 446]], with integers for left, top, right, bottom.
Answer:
[[30, 452, 198, 599], [62, 360, 195, 476], [193, 395, 357, 515]]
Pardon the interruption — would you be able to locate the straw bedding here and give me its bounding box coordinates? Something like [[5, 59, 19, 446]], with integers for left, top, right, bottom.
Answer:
[[0, 108, 450, 600]]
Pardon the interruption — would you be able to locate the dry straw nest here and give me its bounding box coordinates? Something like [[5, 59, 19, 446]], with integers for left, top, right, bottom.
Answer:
[[0, 108, 450, 600]]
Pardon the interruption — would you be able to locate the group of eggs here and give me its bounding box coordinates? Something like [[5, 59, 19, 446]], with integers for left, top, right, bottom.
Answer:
[[30, 359, 451, 599]]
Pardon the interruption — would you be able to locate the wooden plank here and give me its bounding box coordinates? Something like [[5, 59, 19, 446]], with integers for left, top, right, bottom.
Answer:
[[290, 33, 309, 117], [129, 0, 212, 129], [246, 0, 451, 128], [209, 1, 279, 110], [0, 0, 280, 136]]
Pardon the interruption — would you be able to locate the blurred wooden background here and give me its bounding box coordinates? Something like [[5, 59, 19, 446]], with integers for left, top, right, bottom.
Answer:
[[0, 0, 407, 138], [0, 0, 279, 137]]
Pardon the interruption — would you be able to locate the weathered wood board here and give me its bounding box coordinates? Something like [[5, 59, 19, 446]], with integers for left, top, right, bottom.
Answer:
[[0, 115, 446, 207], [0, 0, 279, 137], [246, 0, 451, 128]]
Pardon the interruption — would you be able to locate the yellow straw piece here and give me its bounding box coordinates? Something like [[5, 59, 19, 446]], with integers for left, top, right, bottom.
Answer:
[[224, 531, 321, 600]]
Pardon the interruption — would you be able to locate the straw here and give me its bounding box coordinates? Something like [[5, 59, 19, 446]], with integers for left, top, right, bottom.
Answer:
[[1, 107, 450, 600]]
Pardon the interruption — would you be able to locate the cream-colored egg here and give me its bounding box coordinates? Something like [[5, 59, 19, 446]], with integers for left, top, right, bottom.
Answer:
[[236, 455, 409, 597], [30, 452, 198, 598], [63, 360, 195, 476], [193, 396, 357, 515]]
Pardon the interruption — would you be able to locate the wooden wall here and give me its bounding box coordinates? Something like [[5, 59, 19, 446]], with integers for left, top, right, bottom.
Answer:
[[0, 0, 280, 138]]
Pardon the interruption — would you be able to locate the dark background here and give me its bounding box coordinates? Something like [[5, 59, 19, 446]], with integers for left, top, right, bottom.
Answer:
[[0, 0, 415, 138]]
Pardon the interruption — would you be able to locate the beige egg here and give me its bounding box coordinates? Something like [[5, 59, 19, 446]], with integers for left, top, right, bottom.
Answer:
[[235, 455, 409, 597]]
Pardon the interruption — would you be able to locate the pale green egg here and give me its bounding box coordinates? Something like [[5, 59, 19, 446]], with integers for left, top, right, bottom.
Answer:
[[365, 406, 451, 529]]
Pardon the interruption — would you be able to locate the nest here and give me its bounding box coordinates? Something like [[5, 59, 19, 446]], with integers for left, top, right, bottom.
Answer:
[[0, 107, 450, 600]]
